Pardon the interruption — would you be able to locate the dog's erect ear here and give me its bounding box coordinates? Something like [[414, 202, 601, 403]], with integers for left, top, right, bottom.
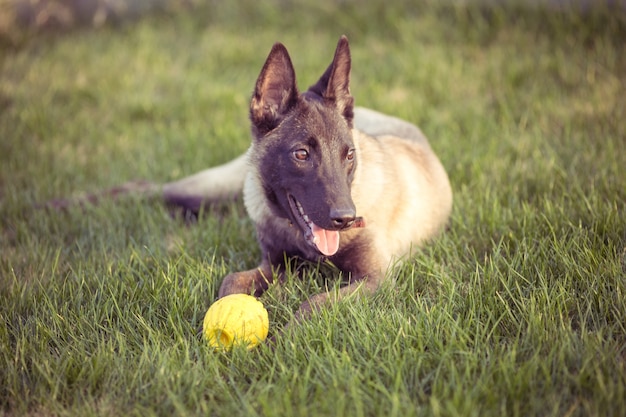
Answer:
[[250, 43, 299, 137], [307, 35, 354, 127]]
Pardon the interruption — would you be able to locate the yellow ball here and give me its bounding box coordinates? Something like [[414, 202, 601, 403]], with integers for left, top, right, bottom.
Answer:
[[203, 294, 269, 351]]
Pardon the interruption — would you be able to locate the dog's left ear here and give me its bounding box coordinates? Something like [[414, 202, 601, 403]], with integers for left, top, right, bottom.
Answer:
[[307, 35, 354, 127], [250, 42, 299, 137]]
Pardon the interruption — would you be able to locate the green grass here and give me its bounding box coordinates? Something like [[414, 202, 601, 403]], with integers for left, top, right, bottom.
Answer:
[[1, 1, 626, 416]]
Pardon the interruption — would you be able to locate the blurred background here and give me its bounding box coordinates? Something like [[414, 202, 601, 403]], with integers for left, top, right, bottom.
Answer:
[[2, 0, 625, 42]]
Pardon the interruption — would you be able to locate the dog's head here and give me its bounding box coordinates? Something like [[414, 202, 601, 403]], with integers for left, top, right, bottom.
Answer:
[[249, 36, 364, 257]]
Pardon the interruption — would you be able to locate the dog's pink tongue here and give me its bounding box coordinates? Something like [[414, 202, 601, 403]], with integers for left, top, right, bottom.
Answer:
[[311, 223, 340, 256]]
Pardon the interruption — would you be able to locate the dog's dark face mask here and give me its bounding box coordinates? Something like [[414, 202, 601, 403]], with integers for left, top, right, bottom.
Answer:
[[249, 36, 364, 256]]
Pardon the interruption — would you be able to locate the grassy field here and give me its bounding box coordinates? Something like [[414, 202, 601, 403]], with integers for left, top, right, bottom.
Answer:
[[1, 1, 626, 416]]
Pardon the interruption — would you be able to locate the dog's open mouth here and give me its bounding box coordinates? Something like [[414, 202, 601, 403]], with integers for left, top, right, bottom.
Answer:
[[288, 195, 365, 257]]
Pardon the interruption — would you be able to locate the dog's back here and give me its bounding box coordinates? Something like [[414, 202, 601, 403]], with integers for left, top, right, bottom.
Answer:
[[349, 123, 452, 264], [354, 107, 430, 146]]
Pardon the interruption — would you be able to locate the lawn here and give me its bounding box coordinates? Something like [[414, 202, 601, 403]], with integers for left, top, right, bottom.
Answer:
[[1, 1, 625, 416]]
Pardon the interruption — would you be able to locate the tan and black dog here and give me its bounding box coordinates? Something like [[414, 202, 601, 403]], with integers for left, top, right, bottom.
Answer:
[[162, 36, 453, 319], [49, 36, 452, 321]]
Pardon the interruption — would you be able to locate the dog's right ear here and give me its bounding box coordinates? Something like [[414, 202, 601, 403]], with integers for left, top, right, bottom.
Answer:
[[306, 35, 353, 127], [250, 43, 299, 137]]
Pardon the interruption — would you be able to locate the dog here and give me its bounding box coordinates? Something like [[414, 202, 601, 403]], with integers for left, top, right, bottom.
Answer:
[[48, 36, 452, 321], [160, 35, 453, 320]]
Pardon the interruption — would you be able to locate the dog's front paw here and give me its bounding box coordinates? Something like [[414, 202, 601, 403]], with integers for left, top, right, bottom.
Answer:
[[291, 293, 327, 324], [218, 273, 247, 298], [217, 265, 274, 298]]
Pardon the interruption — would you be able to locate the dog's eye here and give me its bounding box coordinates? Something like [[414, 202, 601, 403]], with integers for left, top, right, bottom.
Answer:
[[346, 149, 355, 161], [293, 149, 309, 161]]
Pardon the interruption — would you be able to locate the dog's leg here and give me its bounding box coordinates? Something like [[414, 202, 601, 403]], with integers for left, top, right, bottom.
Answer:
[[293, 273, 383, 324], [218, 259, 276, 298], [291, 246, 390, 324], [42, 153, 249, 212], [162, 152, 248, 212], [40, 180, 161, 210]]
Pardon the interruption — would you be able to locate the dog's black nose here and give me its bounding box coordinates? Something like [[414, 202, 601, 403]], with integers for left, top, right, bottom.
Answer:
[[330, 207, 356, 230]]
